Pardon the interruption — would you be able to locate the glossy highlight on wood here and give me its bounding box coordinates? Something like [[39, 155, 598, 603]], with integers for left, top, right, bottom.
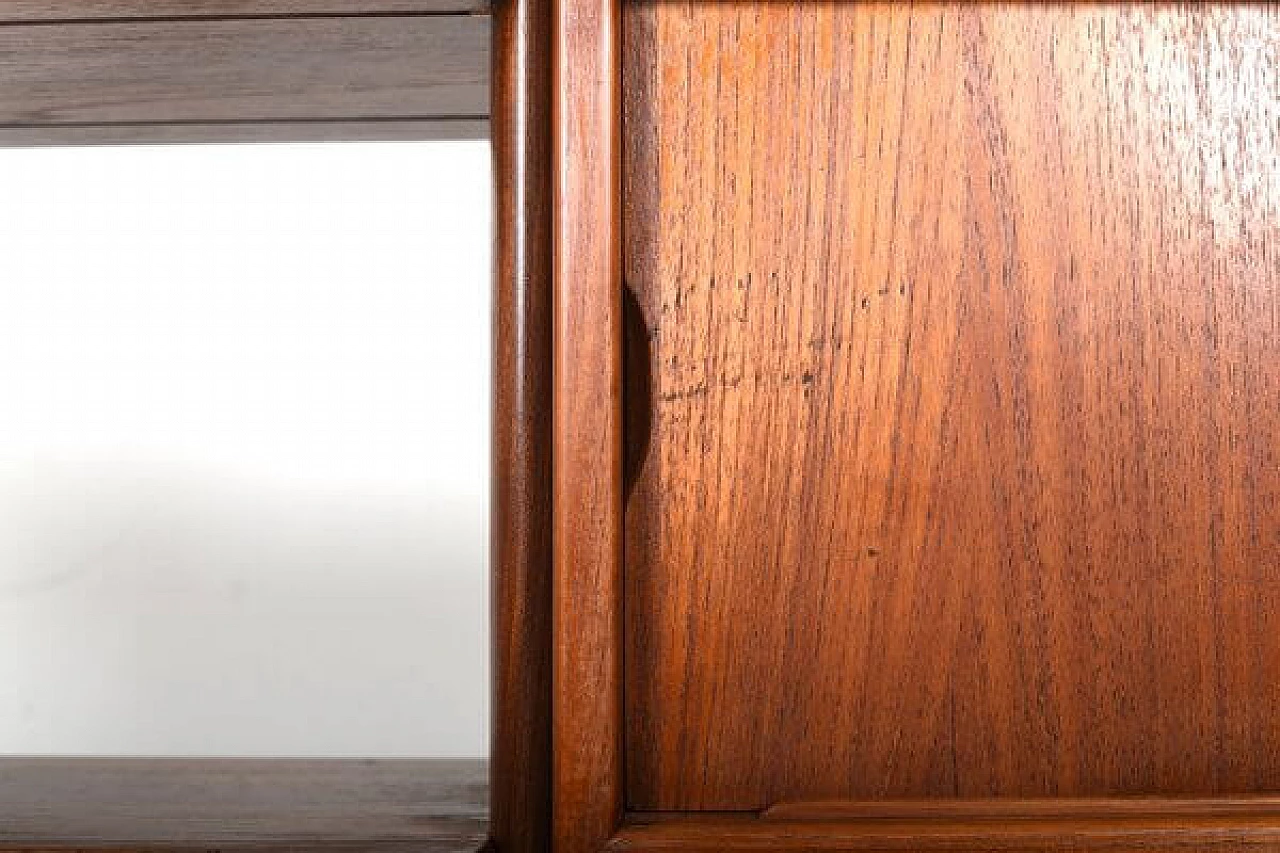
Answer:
[[551, 0, 623, 851], [622, 0, 1280, 812], [492, 0, 554, 851]]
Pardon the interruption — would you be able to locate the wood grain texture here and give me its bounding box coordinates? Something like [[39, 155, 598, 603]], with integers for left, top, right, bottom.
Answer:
[[0, 1, 488, 20], [761, 796, 1280, 823], [492, 0, 553, 851], [609, 807, 1280, 853], [0, 759, 486, 851], [0, 15, 488, 125], [552, 0, 623, 850], [623, 1, 1280, 811]]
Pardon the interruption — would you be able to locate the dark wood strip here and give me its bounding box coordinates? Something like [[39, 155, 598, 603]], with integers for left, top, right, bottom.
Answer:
[[0, 2, 488, 21], [0, 759, 486, 851], [0, 15, 488, 125], [550, 0, 624, 851], [491, 0, 554, 852], [763, 797, 1280, 822]]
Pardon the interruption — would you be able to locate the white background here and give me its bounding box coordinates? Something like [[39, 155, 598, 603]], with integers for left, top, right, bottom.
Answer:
[[0, 141, 491, 756]]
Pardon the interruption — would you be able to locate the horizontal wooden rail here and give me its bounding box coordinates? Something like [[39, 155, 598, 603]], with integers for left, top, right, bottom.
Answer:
[[0, 1, 489, 21], [611, 800, 1280, 852], [0, 9, 489, 144]]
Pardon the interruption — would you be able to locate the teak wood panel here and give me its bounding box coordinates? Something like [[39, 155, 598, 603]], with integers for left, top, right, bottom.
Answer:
[[622, 1, 1280, 813], [0, 15, 487, 126]]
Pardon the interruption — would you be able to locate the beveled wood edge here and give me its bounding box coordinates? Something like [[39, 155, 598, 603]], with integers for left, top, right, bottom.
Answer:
[[549, 0, 623, 852], [762, 797, 1280, 822], [491, 0, 554, 852], [606, 804, 1280, 852], [0, 119, 487, 146]]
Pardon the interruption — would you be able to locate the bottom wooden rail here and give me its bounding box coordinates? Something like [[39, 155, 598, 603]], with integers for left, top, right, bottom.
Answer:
[[610, 799, 1280, 852], [0, 758, 487, 853]]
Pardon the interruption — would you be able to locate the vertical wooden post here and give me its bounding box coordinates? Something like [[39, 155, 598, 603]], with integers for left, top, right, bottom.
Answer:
[[491, 1, 553, 851], [551, 0, 624, 851]]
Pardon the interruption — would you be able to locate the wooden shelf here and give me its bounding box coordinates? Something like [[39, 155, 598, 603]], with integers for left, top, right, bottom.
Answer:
[[0, 759, 487, 852]]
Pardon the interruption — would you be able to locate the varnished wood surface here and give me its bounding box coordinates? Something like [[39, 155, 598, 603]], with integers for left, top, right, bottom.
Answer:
[[761, 796, 1280, 823], [492, 0, 553, 851], [0, 15, 487, 127], [609, 806, 1280, 853], [551, 0, 623, 851], [623, 1, 1280, 811], [0, 759, 486, 851], [0, 1, 488, 20]]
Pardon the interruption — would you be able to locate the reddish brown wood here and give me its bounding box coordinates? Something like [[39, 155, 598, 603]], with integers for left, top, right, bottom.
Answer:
[[491, 0, 553, 851], [761, 797, 1280, 823], [622, 0, 1280, 815], [609, 807, 1280, 853], [551, 0, 623, 851]]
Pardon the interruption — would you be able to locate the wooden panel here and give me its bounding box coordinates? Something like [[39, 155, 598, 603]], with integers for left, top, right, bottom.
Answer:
[[551, 0, 623, 851], [623, 1, 1280, 811], [0, 1, 488, 20], [0, 759, 486, 851], [0, 15, 487, 125], [492, 0, 553, 852]]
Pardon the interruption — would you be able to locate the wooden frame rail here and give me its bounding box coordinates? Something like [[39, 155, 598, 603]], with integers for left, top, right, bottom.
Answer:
[[0, 0, 489, 145]]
